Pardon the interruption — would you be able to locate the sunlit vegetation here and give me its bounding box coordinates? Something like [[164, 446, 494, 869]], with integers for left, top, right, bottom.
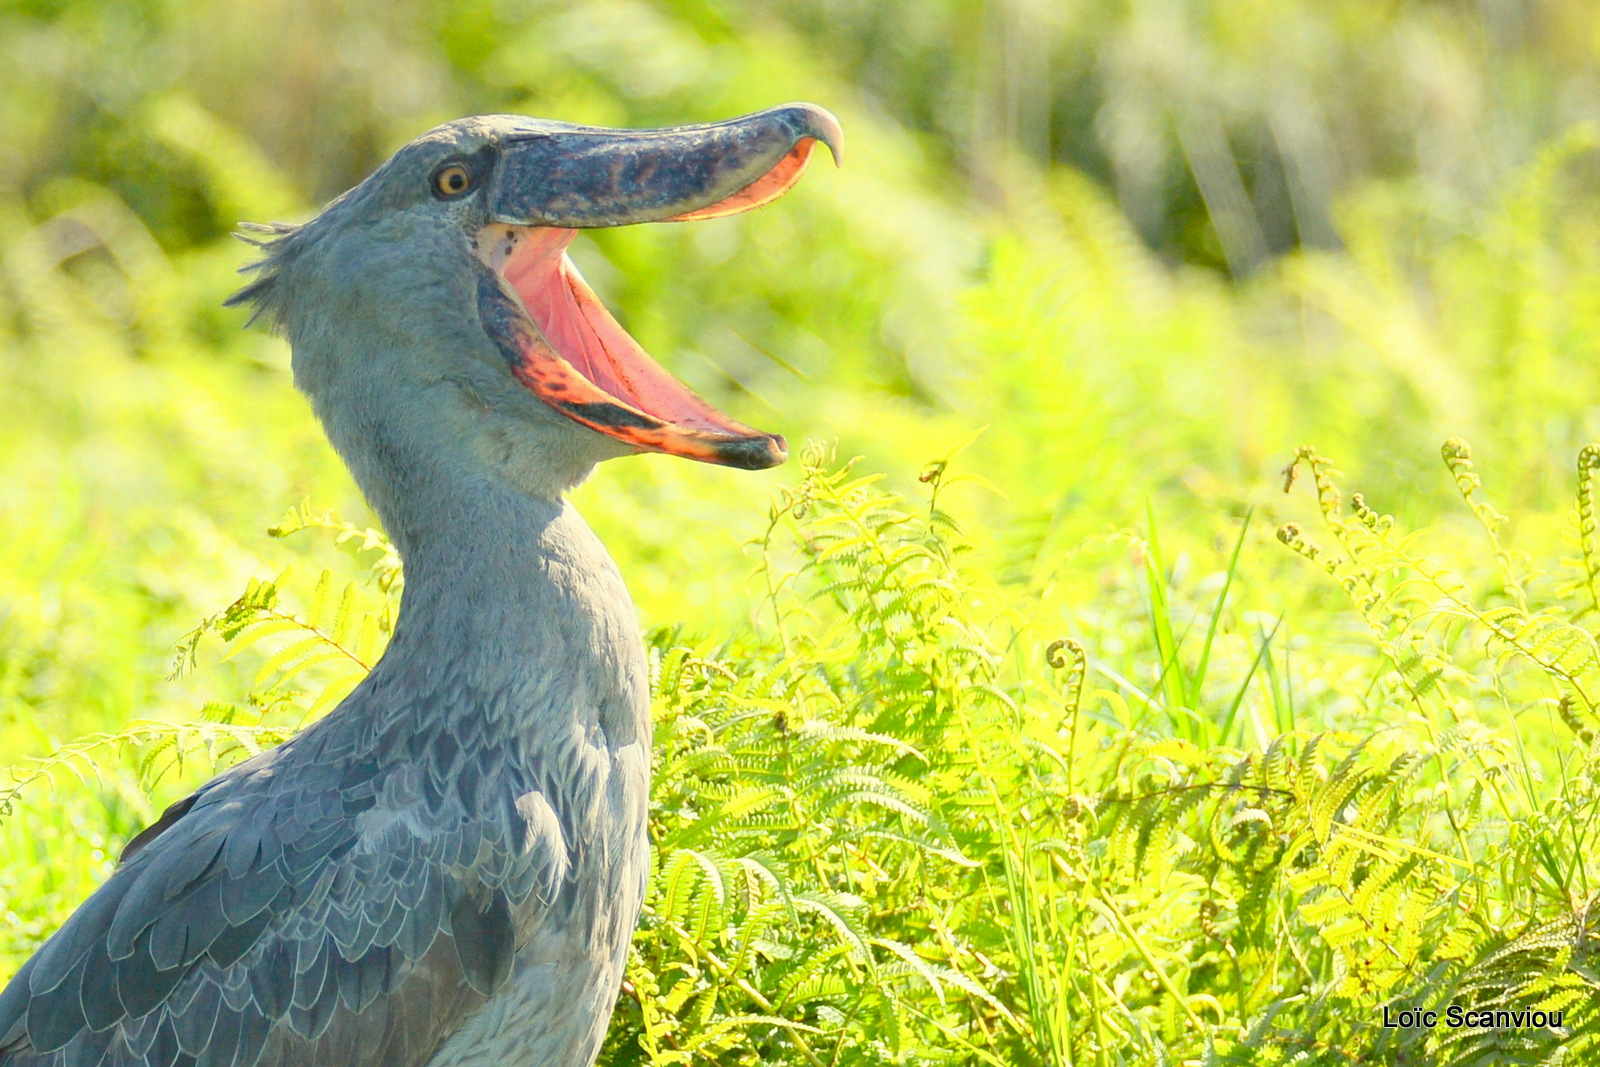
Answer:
[[6, 1, 1600, 1063]]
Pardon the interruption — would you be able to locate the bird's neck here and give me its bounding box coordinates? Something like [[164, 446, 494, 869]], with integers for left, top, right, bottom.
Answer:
[[360, 465, 649, 754]]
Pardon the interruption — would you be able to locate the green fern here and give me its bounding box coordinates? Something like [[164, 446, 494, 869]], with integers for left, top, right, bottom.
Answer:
[[17, 446, 1600, 1065], [6, 509, 399, 825]]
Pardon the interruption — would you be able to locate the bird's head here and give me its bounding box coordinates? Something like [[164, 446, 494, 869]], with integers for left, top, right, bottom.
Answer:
[[229, 104, 841, 517]]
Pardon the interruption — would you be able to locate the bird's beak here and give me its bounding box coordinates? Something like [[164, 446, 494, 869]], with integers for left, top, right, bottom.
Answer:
[[475, 103, 842, 470]]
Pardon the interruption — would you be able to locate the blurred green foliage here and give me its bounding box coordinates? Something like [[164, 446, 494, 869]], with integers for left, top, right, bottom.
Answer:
[[7, 0, 1600, 1063]]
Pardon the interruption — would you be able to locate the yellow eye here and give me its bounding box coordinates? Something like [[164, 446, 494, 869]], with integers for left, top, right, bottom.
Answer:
[[434, 164, 472, 198]]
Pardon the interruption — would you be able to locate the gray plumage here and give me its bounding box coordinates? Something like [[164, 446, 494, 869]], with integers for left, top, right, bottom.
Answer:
[[0, 104, 840, 1067]]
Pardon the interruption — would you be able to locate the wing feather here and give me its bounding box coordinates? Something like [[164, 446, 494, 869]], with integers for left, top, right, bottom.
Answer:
[[446, 890, 513, 997], [172, 983, 221, 1056], [0, 718, 562, 1067]]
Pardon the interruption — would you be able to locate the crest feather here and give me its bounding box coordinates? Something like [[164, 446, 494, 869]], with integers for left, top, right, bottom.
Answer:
[[225, 221, 307, 328]]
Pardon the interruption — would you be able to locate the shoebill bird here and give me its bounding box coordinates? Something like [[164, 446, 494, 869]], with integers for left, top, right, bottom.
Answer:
[[0, 102, 841, 1067]]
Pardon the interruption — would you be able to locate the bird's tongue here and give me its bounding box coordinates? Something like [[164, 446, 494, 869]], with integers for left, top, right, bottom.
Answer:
[[483, 225, 786, 469]]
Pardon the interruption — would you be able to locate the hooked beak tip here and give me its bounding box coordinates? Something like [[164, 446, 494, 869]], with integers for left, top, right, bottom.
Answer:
[[786, 102, 844, 167]]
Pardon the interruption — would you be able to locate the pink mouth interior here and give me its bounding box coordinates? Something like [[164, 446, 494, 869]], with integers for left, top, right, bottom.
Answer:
[[496, 226, 746, 436]]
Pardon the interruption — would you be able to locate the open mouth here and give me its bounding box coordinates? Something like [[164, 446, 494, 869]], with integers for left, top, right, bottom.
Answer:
[[473, 108, 841, 470], [475, 222, 787, 469]]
